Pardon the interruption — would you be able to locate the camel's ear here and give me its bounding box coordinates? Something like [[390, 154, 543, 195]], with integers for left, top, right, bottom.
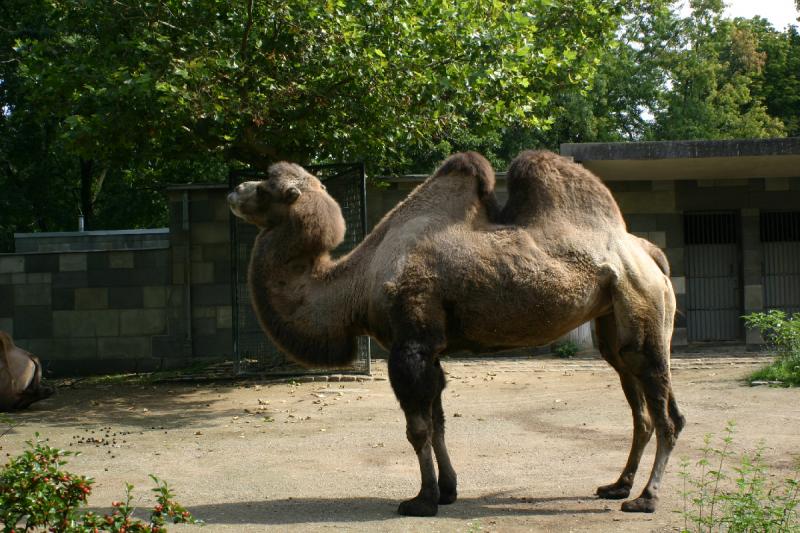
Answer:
[[284, 186, 301, 204]]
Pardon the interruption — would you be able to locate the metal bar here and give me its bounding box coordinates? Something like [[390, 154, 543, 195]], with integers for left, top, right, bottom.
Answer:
[[228, 168, 241, 375]]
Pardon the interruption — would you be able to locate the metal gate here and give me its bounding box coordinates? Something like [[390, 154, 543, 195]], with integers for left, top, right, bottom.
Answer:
[[685, 212, 742, 342], [762, 211, 800, 315], [230, 163, 371, 376]]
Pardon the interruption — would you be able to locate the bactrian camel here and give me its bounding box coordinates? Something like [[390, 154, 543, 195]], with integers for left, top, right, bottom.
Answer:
[[227, 150, 684, 516], [1, 331, 54, 411]]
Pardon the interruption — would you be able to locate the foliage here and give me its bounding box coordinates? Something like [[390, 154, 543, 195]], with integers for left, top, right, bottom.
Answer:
[[0, 0, 637, 246], [652, 1, 786, 140], [3, 0, 627, 174], [678, 421, 800, 532], [752, 23, 800, 137], [2, 0, 799, 246], [553, 340, 579, 358], [0, 436, 199, 532], [744, 310, 800, 386]]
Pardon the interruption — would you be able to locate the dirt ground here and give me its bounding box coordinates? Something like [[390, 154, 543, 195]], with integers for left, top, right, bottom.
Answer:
[[2, 355, 799, 533]]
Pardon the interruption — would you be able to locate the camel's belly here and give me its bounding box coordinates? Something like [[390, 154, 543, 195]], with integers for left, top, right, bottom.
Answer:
[[434, 242, 611, 349]]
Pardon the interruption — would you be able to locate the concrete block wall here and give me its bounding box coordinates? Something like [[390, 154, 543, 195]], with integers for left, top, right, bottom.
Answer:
[[166, 185, 233, 361], [0, 248, 175, 374], [0, 185, 235, 376]]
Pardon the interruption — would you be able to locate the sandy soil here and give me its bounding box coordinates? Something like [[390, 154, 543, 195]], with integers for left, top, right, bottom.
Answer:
[[2, 355, 798, 533]]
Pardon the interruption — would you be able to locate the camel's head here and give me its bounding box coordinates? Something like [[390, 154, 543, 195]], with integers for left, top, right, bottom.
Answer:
[[228, 162, 346, 253]]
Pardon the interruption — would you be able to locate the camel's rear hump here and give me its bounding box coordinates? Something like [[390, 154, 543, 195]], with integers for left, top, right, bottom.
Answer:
[[501, 150, 625, 229]]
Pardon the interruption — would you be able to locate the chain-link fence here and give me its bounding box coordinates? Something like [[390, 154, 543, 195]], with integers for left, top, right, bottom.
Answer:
[[229, 163, 371, 376]]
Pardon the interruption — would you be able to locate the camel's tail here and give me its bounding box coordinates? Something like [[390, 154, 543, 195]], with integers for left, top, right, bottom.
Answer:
[[637, 236, 670, 277]]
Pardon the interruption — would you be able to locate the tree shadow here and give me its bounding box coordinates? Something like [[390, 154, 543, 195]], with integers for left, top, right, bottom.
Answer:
[[177, 493, 611, 525], [4, 382, 251, 430]]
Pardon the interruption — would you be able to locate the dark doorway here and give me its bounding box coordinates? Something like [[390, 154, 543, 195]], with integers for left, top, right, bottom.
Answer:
[[684, 212, 742, 342]]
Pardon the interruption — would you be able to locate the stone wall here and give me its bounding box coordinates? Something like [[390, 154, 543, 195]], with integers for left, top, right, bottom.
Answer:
[[0, 185, 233, 375]]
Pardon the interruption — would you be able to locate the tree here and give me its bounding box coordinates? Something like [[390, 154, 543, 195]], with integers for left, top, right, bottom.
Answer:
[[651, 0, 785, 140], [0, 0, 636, 242], [749, 20, 800, 136]]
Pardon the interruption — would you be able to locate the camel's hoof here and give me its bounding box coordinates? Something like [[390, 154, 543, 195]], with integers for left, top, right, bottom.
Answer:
[[596, 483, 631, 500], [398, 496, 438, 516], [438, 488, 457, 505], [621, 497, 657, 513]]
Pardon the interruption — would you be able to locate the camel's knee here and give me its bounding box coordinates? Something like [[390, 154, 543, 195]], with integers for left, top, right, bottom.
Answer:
[[406, 417, 432, 452]]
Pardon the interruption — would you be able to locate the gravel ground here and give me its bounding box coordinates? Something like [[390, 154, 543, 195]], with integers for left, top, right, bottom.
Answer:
[[2, 354, 798, 533]]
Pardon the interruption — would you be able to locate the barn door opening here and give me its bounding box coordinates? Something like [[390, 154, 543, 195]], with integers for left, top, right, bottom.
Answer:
[[761, 211, 800, 315], [685, 212, 742, 342]]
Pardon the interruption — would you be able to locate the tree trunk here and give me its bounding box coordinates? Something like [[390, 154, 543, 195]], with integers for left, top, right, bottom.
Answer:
[[79, 157, 94, 230]]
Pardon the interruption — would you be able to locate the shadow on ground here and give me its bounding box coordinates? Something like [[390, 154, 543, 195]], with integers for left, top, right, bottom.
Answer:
[[180, 494, 610, 525], [6, 382, 252, 430]]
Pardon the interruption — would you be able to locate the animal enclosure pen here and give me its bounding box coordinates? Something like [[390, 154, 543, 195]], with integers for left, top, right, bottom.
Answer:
[[229, 163, 371, 376]]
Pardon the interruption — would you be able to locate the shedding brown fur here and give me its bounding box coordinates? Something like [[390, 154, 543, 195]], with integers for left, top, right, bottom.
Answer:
[[228, 150, 683, 517]]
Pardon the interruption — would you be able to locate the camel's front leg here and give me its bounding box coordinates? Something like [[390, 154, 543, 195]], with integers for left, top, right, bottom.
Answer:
[[389, 341, 440, 516]]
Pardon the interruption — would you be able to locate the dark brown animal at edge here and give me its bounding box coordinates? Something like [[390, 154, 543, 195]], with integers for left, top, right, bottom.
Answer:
[[227, 150, 684, 517], [1, 331, 54, 411]]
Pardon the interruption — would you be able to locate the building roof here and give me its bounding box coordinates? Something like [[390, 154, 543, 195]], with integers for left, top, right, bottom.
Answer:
[[560, 138, 800, 181]]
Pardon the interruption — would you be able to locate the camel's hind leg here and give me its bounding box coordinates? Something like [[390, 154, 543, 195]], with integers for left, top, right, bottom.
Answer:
[[595, 314, 654, 500], [619, 344, 685, 512], [604, 273, 685, 513]]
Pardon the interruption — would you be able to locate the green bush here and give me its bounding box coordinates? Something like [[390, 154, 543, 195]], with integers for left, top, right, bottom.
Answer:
[[743, 310, 800, 386], [678, 421, 799, 532], [553, 340, 579, 358], [0, 435, 199, 532]]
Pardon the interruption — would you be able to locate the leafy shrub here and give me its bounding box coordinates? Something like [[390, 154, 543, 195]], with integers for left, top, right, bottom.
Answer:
[[678, 421, 799, 532], [0, 435, 199, 532], [743, 310, 800, 386], [553, 340, 579, 358]]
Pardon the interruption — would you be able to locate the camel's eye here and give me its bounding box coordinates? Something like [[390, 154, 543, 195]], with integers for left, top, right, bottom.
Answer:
[[321, 183, 327, 191]]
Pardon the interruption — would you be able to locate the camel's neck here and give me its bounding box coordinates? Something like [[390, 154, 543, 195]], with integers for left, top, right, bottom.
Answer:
[[248, 228, 366, 367]]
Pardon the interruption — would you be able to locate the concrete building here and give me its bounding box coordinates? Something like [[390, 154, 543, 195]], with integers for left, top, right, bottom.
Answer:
[[560, 138, 800, 348]]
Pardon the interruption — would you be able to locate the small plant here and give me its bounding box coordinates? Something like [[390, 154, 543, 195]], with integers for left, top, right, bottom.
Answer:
[[677, 421, 799, 532], [0, 435, 199, 532], [553, 340, 579, 358], [744, 310, 800, 386]]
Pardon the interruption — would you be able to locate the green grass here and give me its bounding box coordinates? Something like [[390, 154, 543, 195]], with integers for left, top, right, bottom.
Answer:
[[744, 310, 800, 387], [748, 354, 800, 386]]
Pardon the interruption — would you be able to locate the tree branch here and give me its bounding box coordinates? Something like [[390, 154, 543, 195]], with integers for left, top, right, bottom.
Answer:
[[240, 0, 255, 62]]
